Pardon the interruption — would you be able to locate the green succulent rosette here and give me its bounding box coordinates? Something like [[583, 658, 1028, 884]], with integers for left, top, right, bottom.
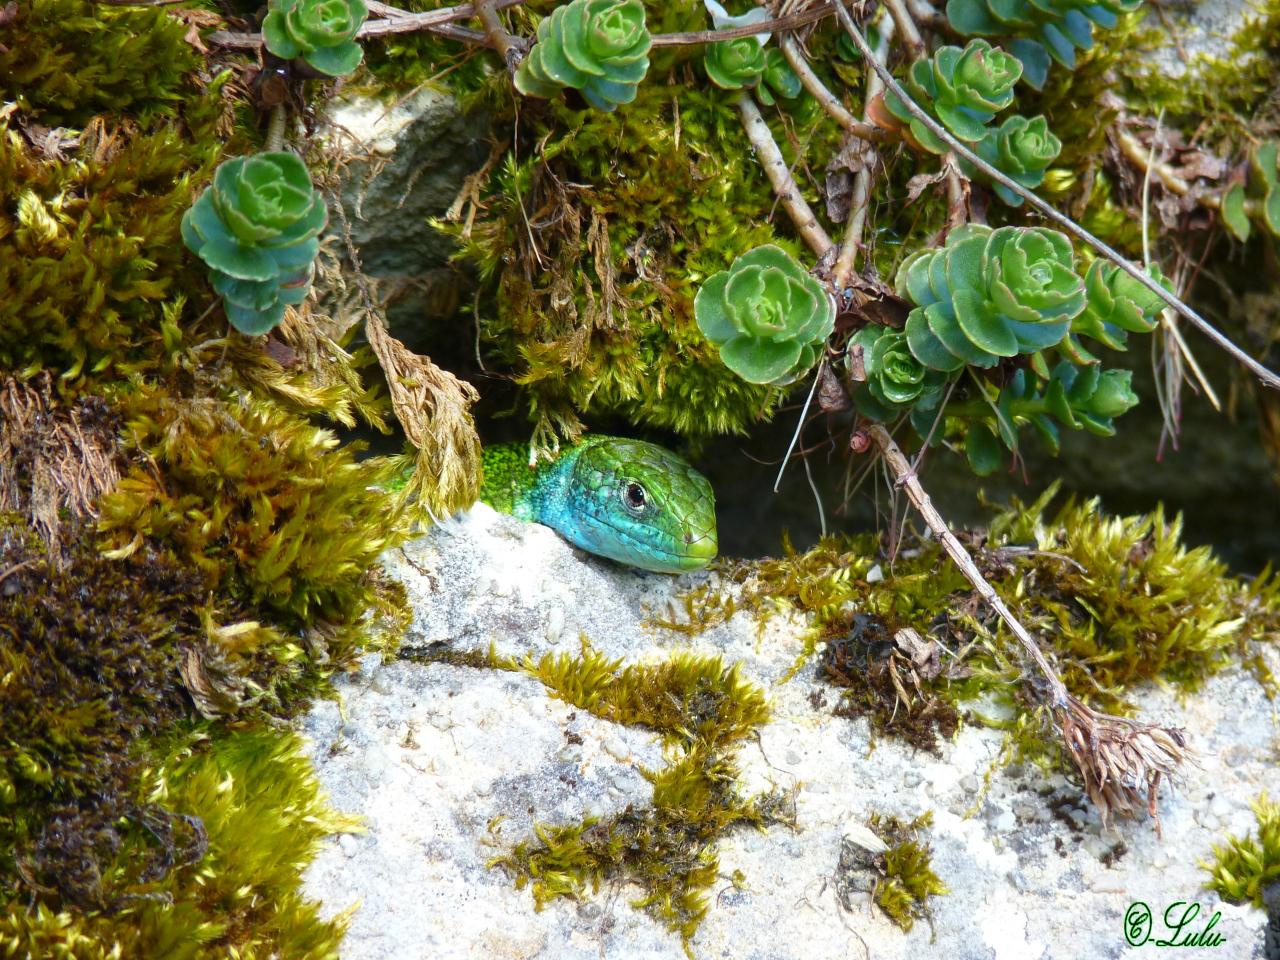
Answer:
[[884, 40, 1022, 149], [181, 152, 326, 336], [945, 0, 1142, 89], [262, 0, 368, 77], [695, 245, 835, 386], [896, 224, 1085, 372], [971, 114, 1061, 205], [703, 35, 768, 90], [1070, 260, 1168, 350], [514, 0, 651, 112], [850, 325, 948, 419]]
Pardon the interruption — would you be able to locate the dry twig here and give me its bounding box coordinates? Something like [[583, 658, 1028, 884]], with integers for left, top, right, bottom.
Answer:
[[735, 91, 832, 257], [866, 423, 1189, 829]]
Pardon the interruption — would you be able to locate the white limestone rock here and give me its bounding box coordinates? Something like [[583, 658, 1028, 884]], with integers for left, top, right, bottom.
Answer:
[[301, 505, 1276, 959]]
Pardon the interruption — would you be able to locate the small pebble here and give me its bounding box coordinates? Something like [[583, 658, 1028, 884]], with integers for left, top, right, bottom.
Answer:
[[338, 834, 360, 858], [902, 771, 923, 788], [785, 750, 803, 766], [603, 736, 631, 762]]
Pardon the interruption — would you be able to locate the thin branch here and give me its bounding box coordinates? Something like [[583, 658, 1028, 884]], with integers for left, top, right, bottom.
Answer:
[[735, 91, 833, 257], [882, 0, 924, 59], [778, 35, 886, 142], [867, 423, 1188, 829], [867, 424, 1068, 704], [208, 0, 519, 49], [475, 0, 520, 74], [650, 3, 838, 46], [833, 167, 873, 289], [833, 0, 1280, 391], [210, 0, 837, 51], [264, 104, 287, 152]]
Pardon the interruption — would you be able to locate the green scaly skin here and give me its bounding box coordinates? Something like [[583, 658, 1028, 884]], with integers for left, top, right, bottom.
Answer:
[[480, 435, 717, 574]]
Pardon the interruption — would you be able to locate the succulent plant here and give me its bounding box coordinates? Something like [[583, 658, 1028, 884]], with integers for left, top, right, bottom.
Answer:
[[896, 224, 1085, 372], [883, 40, 1022, 149], [756, 48, 803, 105], [958, 362, 1138, 473], [181, 152, 326, 336], [1221, 141, 1280, 243], [262, 0, 368, 77], [514, 0, 652, 112], [695, 245, 835, 385], [703, 35, 768, 90], [945, 0, 1142, 89], [850, 325, 948, 419], [1072, 260, 1167, 350], [971, 113, 1061, 205]]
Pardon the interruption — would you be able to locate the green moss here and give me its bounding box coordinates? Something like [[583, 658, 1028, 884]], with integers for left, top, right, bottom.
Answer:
[[2, 728, 354, 960], [448, 57, 840, 441], [665, 488, 1280, 767], [98, 385, 406, 631], [1118, 0, 1280, 154], [0, 519, 205, 908], [0, 0, 237, 383], [868, 812, 947, 932], [491, 641, 788, 952], [1203, 793, 1280, 908], [0, 0, 200, 127]]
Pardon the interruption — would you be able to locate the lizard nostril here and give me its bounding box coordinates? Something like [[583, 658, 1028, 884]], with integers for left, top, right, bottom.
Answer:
[[683, 532, 693, 545]]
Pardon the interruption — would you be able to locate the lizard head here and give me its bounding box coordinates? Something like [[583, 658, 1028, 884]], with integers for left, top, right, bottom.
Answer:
[[566, 437, 717, 574]]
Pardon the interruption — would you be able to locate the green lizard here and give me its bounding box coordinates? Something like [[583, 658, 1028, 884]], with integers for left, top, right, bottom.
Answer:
[[479, 435, 717, 574]]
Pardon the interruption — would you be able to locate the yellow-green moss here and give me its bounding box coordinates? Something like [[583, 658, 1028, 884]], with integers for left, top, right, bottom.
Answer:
[[1203, 793, 1280, 908], [0, 0, 237, 383], [98, 385, 404, 630], [869, 812, 947, 932], [2, 728, 354, 960], [490, 641, 789, 952], [664, 487, 1280, 761]]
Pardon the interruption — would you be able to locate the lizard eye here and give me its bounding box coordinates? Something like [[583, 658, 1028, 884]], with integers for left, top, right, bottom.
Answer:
[[622, 481, 647, 513]]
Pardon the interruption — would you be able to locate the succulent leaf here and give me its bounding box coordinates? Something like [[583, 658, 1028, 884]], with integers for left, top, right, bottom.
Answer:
[[514, 0, 651, 112], [182, 152, 326, 335], [262, 0, 367, 77], [969, 113, 1062, 205], [851, 325, 950, 421], [696, 245, 834, 385]]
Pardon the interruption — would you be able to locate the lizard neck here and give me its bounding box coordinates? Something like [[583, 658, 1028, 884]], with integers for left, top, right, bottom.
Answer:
[[479, 442, 581, 523]]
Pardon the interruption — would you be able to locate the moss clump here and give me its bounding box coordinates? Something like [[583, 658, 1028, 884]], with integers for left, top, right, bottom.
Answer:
[[821, 614, 961, 754], [1203, 793, 1280, 908], [987, 486, 1280, 710], [0, 0, 236, 382], [836, 811, 947, 933], [0, 520, 205, 909], [449, 51, 839, 441], [664, 488, 1280, 767], [2, 728, 354, 960], [0, 0, 200, 127], [491, 642, 788, 951], [98, 386, 403, 630], [868, 812, 947, 932]]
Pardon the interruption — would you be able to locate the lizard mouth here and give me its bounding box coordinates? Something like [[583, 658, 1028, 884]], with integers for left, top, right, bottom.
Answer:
[[590, 511, 717, 572]]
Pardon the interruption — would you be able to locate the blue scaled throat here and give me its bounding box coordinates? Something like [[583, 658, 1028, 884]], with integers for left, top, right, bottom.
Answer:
[[480, 435, 717, 574]]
